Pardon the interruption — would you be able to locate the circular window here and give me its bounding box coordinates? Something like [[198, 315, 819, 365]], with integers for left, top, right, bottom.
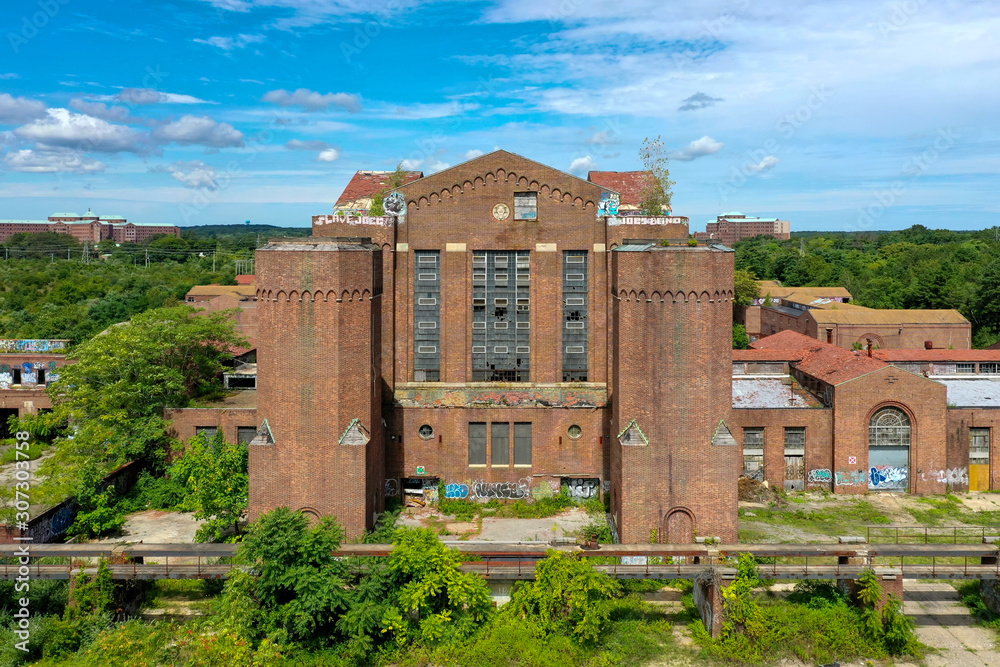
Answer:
[[568, 425, 582, 439], [418, 424, 434, 440]]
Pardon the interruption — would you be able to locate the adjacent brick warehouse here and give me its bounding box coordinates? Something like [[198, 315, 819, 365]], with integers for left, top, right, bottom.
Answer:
[[250, 150, 740, 540], [611, 245, 739, 543], [250, 238, 384, 536]]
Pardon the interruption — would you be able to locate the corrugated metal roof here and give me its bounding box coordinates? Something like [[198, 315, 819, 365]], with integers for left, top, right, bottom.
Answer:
[[936, 378, 1000, 407], [808, 309, 969, 325]]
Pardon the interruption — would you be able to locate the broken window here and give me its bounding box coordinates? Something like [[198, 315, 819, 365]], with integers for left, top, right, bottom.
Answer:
[[562, 251, 588, 381], [514, 192, 537, 220], [414, 250, 441, 382], [237, 427, 257, 444], [971, 428, 990, 463], [196, 426, 219, 438], [472, 250, 530, 381], [981, 363, 1000, 375]]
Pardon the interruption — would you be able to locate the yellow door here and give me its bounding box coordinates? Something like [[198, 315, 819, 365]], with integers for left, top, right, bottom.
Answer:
[[970, 464, 990, 491]]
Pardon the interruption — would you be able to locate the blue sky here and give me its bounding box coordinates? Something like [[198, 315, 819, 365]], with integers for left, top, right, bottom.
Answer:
[[0, 0, 997, 231]]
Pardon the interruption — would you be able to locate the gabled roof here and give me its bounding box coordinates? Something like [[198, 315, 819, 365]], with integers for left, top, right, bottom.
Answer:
[[397, 150, 605, 204], [335, 170, 424, 208], [752, 330, 889, 385], [756, 281, 852, 300], [234, 274, 255, 285], [733, 348, 804, 362], [186, 284, 256, 298], [586, 170, 655, 208], [807, 309, 969, 326]]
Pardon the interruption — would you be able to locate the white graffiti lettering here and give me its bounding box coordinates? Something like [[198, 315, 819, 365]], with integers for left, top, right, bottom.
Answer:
[[562, 478, 599, 499], [806, 468, 832, 483], [470, 478, 531, 500], [919, 468, 969, 485]]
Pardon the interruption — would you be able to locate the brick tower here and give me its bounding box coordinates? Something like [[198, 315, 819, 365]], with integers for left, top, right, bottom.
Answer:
[[249, 237, 384, 537], [610, 243, 740, 543]]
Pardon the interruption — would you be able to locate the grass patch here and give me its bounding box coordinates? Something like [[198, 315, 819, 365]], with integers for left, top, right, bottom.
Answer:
[[739, 499, 890, 539], [956, 580, 1000, 636], [0, 441, 49, 464], [906, 495, 1000, 527]]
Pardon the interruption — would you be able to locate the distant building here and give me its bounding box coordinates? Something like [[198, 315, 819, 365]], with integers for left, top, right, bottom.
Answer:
[[694, 212, 790, 246], [0, 208, 180, 244], [732, 330, 1000, 493], [0, 340, 71, 435], [742, 281, 852, 339]]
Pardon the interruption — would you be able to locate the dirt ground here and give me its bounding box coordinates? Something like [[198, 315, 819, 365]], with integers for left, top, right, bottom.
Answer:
[[397, 505, 593, 542], [96, 509, 203, 544]]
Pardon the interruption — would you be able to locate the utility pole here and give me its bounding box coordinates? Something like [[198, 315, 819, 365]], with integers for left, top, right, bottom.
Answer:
[[145, 249, 149, 268], [213, 249, 216, 273]]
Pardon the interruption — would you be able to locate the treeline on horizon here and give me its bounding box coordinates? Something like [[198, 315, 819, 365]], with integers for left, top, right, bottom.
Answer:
[[734, 224, 1000, 347], [0, 224, 997, 347]]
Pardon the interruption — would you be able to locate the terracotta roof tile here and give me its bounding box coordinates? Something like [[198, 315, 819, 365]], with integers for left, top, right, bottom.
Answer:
[[335, 170, 423, 208], [752, 330, 889, 385], [587, 170, 658, 208], [733, 349, 804, 362]]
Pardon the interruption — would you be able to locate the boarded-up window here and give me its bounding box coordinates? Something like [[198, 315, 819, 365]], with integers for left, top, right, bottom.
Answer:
[[469, 423, 487, 465], [514, 192, 537, 220], [196, 426, 218, 438], [237, 427, 257, 444], [491, 422, 509, 466], [514, 422, 532, 466]]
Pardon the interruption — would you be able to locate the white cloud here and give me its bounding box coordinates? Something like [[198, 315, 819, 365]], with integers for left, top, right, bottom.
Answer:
[[69, 99, 132, 123], [94, 88, 214, 105], [152, 115, 245, 147], [285, 139, 333, 151], [569, 155, 598, 175], [262, 88, 362, 113], [4, 148, 105, 173], [0, 93, 47, 124], [399, 158, 422, 170], [0, 74, 20, 80], [464, 149, 484, 160], [669, 136, 724, 161], [426, 160, 450, 173], [316, 148, 340, 162], [194, 34, 265, 51], [745, 155, 780, 173], [679, 92, 723, 111], [13, 108, 147, 153], [151, 161, 219, 189]]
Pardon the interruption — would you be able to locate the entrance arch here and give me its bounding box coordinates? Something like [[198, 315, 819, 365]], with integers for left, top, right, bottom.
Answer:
[[868, 406, 910, 491], [663, 508, 695, 543]]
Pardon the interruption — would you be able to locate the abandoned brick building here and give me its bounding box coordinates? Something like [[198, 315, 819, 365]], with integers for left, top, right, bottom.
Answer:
[[244, 150, 741, 541]]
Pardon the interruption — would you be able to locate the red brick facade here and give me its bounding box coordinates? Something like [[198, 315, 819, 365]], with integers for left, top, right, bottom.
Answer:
[[246, 150, 737, 540]]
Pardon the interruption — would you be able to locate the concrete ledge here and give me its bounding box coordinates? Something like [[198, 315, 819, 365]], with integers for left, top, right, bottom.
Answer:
[[839, 536, 866, 544]]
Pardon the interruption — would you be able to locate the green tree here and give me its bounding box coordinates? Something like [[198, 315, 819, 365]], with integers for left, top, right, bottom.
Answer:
[[16, 306, 244, 505], [733, 269, 760, 307], [232, 507, 350, 645], [733, 324, 751, 350], [507, 550, 620, 643], [169, 432, 249, 542], [638, 136, 675, 215], [369, 163, 410, 216]]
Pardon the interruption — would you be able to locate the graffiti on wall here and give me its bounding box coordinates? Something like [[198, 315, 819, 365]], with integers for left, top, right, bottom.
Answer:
[[562, 478, 600, 499], [835, 469, 866, 486], [869, 465, 908, 489], [384, 479, 398, 497], [806, 469, 832, 483], [597, 192, 620, 217], [0, 340, 66, 353], [919, 468, 969, 485], [444, 479, 532, 500], [21, 363, 35, 385]]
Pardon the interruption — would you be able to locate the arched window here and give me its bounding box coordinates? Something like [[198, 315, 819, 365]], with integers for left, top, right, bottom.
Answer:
[[869, 407, 910, 447]]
